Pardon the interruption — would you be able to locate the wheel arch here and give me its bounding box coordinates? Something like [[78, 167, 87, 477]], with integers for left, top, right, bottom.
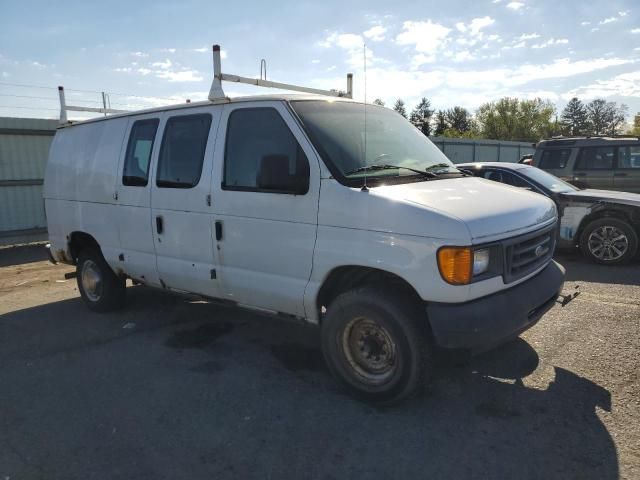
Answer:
[[68, 231, 102, 264], [315, 265, 424, 322], [575, 206, 639, 245]]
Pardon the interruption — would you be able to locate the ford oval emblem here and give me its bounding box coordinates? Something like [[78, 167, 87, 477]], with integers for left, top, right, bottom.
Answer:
[[534, 245, 545, 257]]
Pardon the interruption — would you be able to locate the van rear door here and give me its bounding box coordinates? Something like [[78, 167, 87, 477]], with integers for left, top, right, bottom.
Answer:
[[115, 113, 163, 286], [150, 106, 222, 296]]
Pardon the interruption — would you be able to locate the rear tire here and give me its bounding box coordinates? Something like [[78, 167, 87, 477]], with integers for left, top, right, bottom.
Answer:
[[579, 218, 638, 265], [76, 249, 125, 312], [321, 286, 432, 405]]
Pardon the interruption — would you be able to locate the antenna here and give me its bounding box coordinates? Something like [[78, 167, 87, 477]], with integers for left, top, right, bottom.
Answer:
[[361, 44, 369, 192]]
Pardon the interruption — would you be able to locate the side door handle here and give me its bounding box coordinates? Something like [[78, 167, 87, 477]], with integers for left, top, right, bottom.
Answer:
[[156, 216, 164, 235], [215, 221, 223, 241]]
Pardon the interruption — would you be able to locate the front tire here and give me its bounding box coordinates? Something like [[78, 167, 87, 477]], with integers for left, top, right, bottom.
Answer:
[[321, 286, 432, 404], [579, 218, 638, 265], [77, 249, 125, 312]]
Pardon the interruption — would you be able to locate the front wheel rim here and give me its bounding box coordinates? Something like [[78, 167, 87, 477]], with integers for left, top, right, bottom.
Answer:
[[587, 226, 629, 261], [81, 259, 103, 302], [341, 317, 398, 386]]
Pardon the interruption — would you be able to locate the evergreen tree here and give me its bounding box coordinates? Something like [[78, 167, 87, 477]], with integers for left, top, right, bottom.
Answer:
[[560, 97, 588, 136], [409, 97, 434, 136], [445, 106, 473, 133], [373, 98, 385, 107], [393, 99, 407, 118], [434, 110, 448, 136]]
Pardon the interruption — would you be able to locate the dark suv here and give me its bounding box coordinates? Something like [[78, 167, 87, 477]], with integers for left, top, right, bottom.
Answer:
[[532, 136, 640, 194]]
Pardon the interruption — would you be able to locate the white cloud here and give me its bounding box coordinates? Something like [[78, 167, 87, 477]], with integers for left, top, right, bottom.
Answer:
[[468, 16, 495, 36], [580, 21, 591, 26], [1, 71, 9, 78], [396, 20, 451, 58], [618, 10, 630, 17], [319, 32, 373, 68], [155, 69, 203, 82], [311, 59, 320, 64], [563, 71, 640, 99], [453, 50, 474, 62], [130, 51, 148, 58], [161, 48, 177, 53], [363, 25, 387, 41], [632, 28, 640, 34], [193, 47, 208, 53], [137, 68, 152, 76], [518, 33, 540, 40], [31, 61, 46, 69], [600, 17, 618, 25], [506, 2, 525, 10], [531, 38, 570, 49], [151, 59, 172, 69], [114, 67, 132, 73]]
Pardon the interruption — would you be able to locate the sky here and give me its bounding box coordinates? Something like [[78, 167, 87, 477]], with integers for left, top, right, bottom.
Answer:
[[0, 0, 639, 120]]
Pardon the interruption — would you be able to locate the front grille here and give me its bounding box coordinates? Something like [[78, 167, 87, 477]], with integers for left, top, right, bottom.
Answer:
[[504, 224, 556, 283]]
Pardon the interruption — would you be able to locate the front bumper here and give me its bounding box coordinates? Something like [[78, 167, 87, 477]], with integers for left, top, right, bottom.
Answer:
[[426, 260, 565, 351]]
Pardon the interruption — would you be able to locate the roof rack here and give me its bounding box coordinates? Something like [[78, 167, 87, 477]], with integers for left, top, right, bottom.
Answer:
[[57, 43, 353, 124], [57, 87, 127, 124], [543, 134, 639, 141], [207, 44, 353, 101]]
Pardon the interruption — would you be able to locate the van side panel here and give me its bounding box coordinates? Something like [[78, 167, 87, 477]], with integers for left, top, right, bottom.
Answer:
[[44, 119, 128, 265]]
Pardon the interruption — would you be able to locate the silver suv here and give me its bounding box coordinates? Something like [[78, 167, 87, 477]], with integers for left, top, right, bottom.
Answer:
[[532, 137, 640, 194]]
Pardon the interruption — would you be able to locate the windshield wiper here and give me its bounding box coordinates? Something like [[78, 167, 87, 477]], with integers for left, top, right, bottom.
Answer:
[[345, 164, 436, 177]]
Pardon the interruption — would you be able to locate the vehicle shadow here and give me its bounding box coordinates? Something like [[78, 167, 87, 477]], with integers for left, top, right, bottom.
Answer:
[[0, 286, 618, 480], [0, 243, 48, 267], [554, 250, 640, 286]]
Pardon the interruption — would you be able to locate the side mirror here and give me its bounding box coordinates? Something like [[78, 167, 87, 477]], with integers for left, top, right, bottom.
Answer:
[[256, 154, 309, 194]]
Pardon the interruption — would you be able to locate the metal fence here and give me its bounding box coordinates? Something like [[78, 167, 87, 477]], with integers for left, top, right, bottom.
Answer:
[[0, 117, 57, 246], [430, 136, 535, 164]]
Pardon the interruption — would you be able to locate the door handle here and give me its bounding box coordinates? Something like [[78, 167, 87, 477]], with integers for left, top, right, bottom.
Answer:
[[215, 221, 223, 241], [614, 172, 628, 177], [156, 216, 164, 235]]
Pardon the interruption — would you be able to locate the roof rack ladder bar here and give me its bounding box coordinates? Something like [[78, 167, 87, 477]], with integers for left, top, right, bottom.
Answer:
[[207, 44, 353, 101], [57, 86, 128, 124], [58, 86, 68, 123]]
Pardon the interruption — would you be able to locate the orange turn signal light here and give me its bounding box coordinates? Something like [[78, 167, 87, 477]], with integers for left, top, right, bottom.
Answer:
[[437, 247, 473, 285]]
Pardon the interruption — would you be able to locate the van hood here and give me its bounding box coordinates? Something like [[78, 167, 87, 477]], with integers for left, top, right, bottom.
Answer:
[[373, 177, 557, 241]]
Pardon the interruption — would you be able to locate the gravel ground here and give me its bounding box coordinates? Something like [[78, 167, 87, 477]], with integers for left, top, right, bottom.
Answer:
[[0, 245, 638, 479]]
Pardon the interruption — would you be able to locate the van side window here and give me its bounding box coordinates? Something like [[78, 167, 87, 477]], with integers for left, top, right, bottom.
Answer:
[[157, 114, 212, 188], [123, 119, 159, 186], [538, 148, 571, 169], [575, 146, 615, 170], [618, 145, 640, 169], [223, 108, 310, 194]]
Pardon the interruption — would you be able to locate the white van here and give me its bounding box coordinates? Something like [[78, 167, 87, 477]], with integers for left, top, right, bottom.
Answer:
[[44, 95, 565, 403]]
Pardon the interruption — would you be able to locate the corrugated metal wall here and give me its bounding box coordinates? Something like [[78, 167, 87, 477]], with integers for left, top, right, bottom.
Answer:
[[430, 137, 535, 164], [0, 117, 57, 245]]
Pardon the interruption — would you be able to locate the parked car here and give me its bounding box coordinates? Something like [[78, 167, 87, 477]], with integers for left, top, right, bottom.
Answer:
[[45, 96, 565, 403], [532, 136, 640, 193], [459, 162, 640, 265]]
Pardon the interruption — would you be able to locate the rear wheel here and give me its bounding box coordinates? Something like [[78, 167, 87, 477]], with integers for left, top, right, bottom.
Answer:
[[77, 249, 125, 312], [579, 218, 638, 265], [321, 286, 432, 404]]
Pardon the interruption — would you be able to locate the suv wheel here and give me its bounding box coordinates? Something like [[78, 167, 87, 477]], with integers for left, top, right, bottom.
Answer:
[[579, 218, 638, 265], [77, 249, 125, 312], [321, 286, 432, 404]]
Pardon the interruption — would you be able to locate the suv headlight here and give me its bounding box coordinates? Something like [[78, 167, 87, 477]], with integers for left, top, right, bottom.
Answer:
[[437, 246, 493, 285]]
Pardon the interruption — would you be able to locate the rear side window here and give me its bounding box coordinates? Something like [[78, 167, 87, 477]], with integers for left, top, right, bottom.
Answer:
[[157, 114, 212, 188], [538, 148, 571, 169], [482, 170, 530, 188], [123, 119, 159, 186], [618, 145, 640, 169], [575, 146, 615, 170], [223, 108, 309, 193]]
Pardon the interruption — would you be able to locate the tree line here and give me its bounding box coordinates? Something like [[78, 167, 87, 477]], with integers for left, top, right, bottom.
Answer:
[[372, 96, 636, 143]]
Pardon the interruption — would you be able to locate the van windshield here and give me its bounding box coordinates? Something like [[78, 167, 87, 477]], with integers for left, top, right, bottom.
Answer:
[[290, 100, 459, 185]]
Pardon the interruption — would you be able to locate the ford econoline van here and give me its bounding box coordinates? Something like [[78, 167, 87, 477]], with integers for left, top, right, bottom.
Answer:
[[44, 95, 565, 403]]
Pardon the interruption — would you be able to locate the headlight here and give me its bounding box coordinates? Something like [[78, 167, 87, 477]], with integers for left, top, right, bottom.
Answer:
[[473, 248, 490, 276], [437, 246, 492, 285]]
